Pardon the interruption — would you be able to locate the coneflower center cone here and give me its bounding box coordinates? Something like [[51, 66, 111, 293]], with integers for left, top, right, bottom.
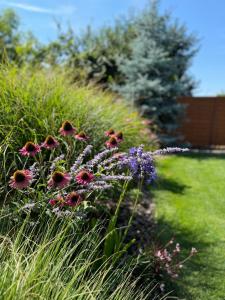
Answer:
[[117, 132, 123, 139], [108, 129, 115, 134], [52, 172, 64, 183], [70, 194, 79, 203], [80, 172, 90, 180], [46, 136, 55, 145], [14, 171, 26, 182], [110, 137, 117, 145], [63, 121, 73, 131], [78, 132, 86, 138], [26, 142, 36, 152]]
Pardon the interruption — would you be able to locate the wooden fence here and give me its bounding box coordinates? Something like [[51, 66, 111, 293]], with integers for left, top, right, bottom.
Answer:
[[178, 97, 225, 147]]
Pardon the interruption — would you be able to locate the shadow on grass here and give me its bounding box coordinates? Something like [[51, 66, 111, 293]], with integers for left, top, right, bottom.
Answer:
[[154, 177, 189, 195]]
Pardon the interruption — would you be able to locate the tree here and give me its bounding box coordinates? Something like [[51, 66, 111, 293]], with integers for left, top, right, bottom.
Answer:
[[116, 1, 197, 144], [76, 20, 135, 87], [27, 19, 135, 87], [0, 9, 40, 65], [0, 9, 20, 62]]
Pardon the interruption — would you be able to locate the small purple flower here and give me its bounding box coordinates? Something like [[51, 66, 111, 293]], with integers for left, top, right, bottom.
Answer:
[[129, 147, 138, 156], [127, 146, 156, 184]]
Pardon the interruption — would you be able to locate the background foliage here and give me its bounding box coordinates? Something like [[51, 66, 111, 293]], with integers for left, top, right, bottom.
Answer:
[[0, 1, 198, 144]]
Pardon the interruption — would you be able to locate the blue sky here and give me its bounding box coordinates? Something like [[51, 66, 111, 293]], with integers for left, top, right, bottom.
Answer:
[[0, 0, 224, 95]]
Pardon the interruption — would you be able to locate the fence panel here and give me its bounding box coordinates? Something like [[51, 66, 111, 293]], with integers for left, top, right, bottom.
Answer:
[[178, 97, 225, 147]]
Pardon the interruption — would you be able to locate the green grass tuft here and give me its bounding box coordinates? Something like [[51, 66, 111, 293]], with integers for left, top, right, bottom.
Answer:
[[0, 216, 156, 300]]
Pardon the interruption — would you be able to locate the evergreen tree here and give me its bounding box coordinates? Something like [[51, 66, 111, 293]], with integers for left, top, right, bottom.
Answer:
[[116, 1, 197, 144], [73, 19, 135, 87]]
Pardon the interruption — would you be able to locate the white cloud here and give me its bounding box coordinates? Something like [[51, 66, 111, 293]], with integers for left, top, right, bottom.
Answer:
[[0, 1, 76, 15]]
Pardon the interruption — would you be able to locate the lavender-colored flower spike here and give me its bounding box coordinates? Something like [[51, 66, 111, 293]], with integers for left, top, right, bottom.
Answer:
[[76, 181, 112, 193], [86, 147, 118, 169], [29, 162, 39, 179], [100, 156, 118, 167], [151, 147, 189, 156], [99, 175, 132, 181], [87, 182, 112, 191], [71, 145, 93, 173], [50, 154, 65, 172]]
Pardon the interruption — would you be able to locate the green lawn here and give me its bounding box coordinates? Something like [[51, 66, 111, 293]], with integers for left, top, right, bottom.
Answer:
[[153, 153, 225, 299]]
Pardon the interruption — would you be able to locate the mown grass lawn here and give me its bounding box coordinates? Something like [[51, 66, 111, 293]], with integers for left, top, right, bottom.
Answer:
[[152, 153, 225, 300]]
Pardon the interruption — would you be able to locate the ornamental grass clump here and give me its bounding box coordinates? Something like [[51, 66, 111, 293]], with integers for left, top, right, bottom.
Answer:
[[0, 216, 158, 300]]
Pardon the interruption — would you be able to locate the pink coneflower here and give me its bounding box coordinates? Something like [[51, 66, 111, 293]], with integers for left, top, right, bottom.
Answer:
[[75, 131, 89, 141], [48, 171, 71, 189], [105, 136, 118, 148], [105, 128, 115, 137], [115, 131, 123, 142], [66, 191, 82, 207], [19, 141, 41, 157], [76, 170, 94, 185], [49, 195, 65, 206], [42, 135, 59, 149], [9, 170, 33, 189], [59, 120, 76, 136]]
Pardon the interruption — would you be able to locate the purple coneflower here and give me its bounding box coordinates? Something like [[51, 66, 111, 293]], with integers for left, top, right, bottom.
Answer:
[[105, 136, 118, 148], [105, 128, 115, 137], [48, 171, 71, 189], [19, 141, 41, 157], [49, 195, 65, 206], [76, 170, 94, 185], [9, 170, 33, 189], [66, 191, 82, 207], [115, 131, 123, 142], [75, 131, 89, 141], [42, 135, 59, 149], [59, 120, 76, 136]]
